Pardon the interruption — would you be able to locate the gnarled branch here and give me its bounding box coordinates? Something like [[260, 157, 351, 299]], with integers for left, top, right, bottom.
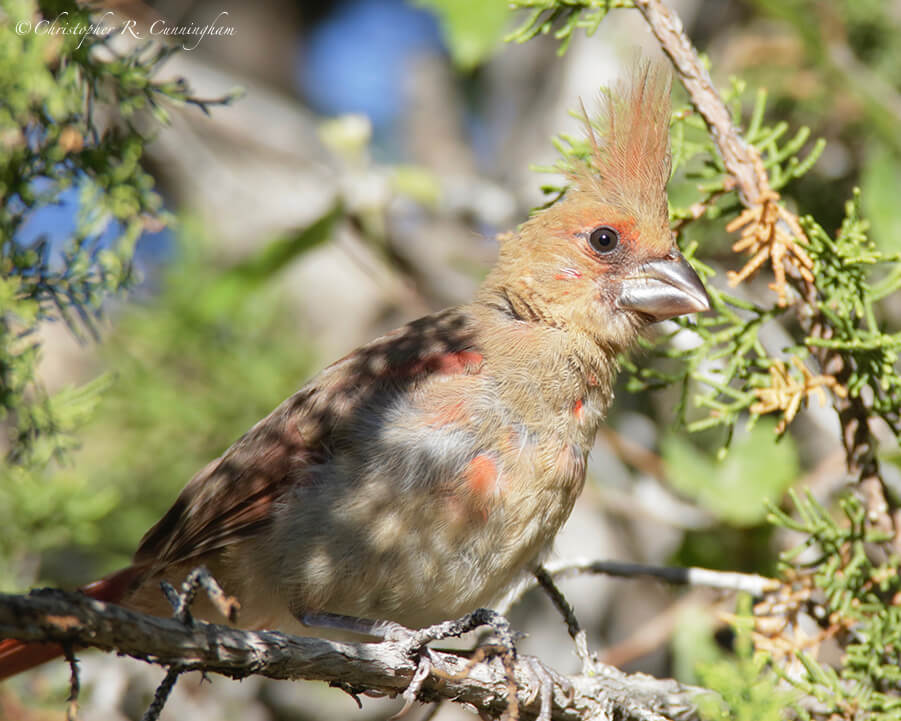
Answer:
[[0, 588, 705, 721]]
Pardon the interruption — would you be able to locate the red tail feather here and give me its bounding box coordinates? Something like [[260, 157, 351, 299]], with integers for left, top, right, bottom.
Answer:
[[0, 639, 66, 681], [0, 565, 144, 681]]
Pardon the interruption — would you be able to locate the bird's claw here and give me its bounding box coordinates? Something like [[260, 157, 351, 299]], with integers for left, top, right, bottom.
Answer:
[[382, 609, 526, 716], [390, 648, 435, 719], [523, 656, 573, 721], [380, 608, 523, 660]]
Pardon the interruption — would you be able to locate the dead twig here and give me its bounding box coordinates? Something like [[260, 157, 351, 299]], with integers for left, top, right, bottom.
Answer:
[[534, 567, 596, 675], [530, 560, 778, 597], [141, 566, 237, 720], [141, 666, 183, 721], [160, 565, 239, 625], [63, 643, 80, 721]]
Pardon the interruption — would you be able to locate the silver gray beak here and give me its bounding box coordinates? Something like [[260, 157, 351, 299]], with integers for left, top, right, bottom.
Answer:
[[618, 253, 710, 322]]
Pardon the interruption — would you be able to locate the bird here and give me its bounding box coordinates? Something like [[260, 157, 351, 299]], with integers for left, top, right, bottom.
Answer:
[[0, 60, 709, 680]]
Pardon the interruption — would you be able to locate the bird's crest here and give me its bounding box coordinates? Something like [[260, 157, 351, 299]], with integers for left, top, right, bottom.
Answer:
[[571, 59, 672, 225]]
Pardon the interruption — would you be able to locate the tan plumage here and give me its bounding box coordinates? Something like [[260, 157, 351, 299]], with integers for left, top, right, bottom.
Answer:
[[0, 59, 708, 679], [576, 60, 673, 232]]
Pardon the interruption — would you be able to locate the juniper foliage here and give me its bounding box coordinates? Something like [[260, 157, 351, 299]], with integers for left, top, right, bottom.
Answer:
[[0, 0, 235, 586], [509, 2, 901, 719]]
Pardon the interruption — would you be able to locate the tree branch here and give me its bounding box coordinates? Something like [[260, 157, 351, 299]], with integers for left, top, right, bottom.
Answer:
[[633, 0, 763, 206], [635, 0, 897, 544], [0, 588, 705, 721]]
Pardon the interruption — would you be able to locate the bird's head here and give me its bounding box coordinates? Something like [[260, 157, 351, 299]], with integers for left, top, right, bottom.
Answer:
[[482, 60, 709, 355]]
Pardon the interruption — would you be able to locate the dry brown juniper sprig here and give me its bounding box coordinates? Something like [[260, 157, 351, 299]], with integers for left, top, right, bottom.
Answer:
[[751, 357, 847, 433], [726, 188, 815, 307]]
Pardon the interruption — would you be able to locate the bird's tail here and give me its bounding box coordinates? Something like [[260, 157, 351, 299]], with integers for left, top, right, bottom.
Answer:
[[0, 565, 144, 681]]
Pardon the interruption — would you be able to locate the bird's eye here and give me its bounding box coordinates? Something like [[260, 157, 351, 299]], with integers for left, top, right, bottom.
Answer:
[[588, 226, 619, 254]]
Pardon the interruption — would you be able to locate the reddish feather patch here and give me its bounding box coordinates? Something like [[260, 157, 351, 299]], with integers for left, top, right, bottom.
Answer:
[[464, 454, 498, 497], [0, 640, 65, 680], [426, 399, 467, 427], [573, 398, 585, 422], [80, 564, 148, 602], [403, 350, 484, 377]]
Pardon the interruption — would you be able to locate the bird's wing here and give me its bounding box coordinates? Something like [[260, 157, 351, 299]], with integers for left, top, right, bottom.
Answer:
[[132, 307, 483, 571]]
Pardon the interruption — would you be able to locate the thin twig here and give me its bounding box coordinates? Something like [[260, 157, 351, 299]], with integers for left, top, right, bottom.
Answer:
[[146, 567, 240, 718], [141, 666, 183, 721], [525, 560, 778, 600], [63, 643, 80, 721], [533, 568, 595, 675], [633, 0, 762, 204], [581, 560, 778, 595], [161, 565, 239, 625]]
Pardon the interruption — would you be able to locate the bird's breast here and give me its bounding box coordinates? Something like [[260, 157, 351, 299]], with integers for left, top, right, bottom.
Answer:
[[267, 360, 599, 627]]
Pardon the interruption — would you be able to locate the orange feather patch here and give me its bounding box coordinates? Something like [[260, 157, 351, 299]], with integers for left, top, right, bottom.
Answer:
[[573, 398, 585, 422], [425, 399, 467, 427], [464, 454, 498, 497], [405, 350, 484, 377]]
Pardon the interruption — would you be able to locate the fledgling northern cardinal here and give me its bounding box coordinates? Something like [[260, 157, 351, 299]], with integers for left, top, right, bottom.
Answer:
[[0, 60, 708, 680]]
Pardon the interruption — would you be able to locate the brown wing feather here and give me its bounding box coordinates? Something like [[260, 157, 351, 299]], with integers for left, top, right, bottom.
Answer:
[[133, 307, 481, 572], [133, 403, 312, 568]]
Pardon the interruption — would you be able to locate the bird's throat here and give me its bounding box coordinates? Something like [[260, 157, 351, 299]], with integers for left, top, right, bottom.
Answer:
[[471, 299, 618, 450]]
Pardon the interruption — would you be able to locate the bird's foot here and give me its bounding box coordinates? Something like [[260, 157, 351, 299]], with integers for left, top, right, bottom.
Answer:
[[297, 611, 438, 716], [389, 607, 521, 656], [298, 607, 521, 658], [381, 608, 523, 718], [391, 610, 573, 721], [298, 610, 570, 719], [405, 613, 572, 721]]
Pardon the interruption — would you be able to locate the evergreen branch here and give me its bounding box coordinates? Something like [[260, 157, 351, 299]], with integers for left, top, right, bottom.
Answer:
[[633, 0, 898, 544]]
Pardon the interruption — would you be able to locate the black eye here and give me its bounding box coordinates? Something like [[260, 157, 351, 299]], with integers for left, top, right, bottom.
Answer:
[[588, 226, 619, 254]]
